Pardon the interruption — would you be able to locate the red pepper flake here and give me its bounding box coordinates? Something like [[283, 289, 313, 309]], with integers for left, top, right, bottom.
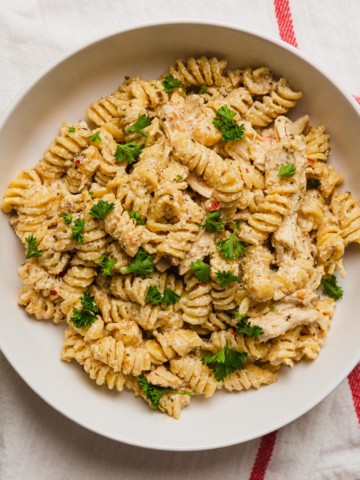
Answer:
[[307, 157, 315, 163], [231, 329, 236, 337], [50, 289, 58, 296], [245, 168, 249, 174], [207, 200, 221, 212], [74, 159, 81, 165]]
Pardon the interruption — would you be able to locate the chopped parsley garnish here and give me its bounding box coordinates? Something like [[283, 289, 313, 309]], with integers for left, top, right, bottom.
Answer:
[[68, 126, 76, 133], [162, 75, 181, 93], [120, 249, 154, 277], [71, 219, 85, 244], [199, 84, 207, 94], [175, 175, 183, 182], [88, 131, 101, 143], [62, 212, 73, 225], [89, 200, 115, 221], [216, 271, 241, 287], [145, 285, 163, 306], [125, 114, 152, 138], [203, 341, 248, 381], [201, 211, 224, 233], [217, 232, 246, 260], [128, 210, 145, 225], [25, 235, 42, 259], [190, 260, 211, 282], [306, 178, 321, 189], [236, 314, 263, 338], [137, 375, 194, 410], [71, 290, 99, 329], [115, 141, 143, 165], [321, 275, 343, 300], [278, 163, 296, 177], [145, 286, 180, 306], [99, 255, 116, 276], [162, 288, 181, 306], [213, 105, 245, 142]]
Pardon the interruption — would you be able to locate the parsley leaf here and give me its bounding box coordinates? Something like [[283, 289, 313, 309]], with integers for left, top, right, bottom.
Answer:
[[162, 75, 181, 93], [213, 105, 245, 142], [145, 286, 180, 306], [120, 249, 154, 277], [217, 232, 246, 260], [25, 235, 42, 259], [145, 285, 163, 306], [68, 126, 76, 133], [216, 270, 241, 287], [71, 290, 99, 329], [216, 105, 236, 121], [203, 341, 248, 381], [202, 211, 224, 233], [162, 288, 180, 306], [89, 200, 115, 221], [125, 114, 152, 138], [88, 131, 101, 143], [321, 275, 343, 300], [128, 210, 145, 225], [71, 219, 85, 244], [137, 375, 194, 410], [190, 260, 211, 282], [115, 141, 143, 165], [99, 255, 116, 276], [175, 175, 183, 182], [236, 314, 263, 338], [278, 163, 296, 177], [199, 84, 207, 94], [62, 212, 73, 225], [307, 178, 321, 189]]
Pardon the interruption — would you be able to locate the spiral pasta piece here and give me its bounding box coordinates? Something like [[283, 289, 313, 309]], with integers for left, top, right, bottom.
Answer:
[[36, 122, 90, 181], [91, 336, 151, 376], [222, 364, 277, 391], [304, 125, 330, 161], [331, 190, 360, 245], [170, 355, 217, 397], [67, 335, 126, 391], [2, 169, 42, 213], [59, 265, 96, 298], [104, 200, 158, 257], [180, 272, 212, 325], [316, 206, 345, 268], [298, 189, 324, 233], [242, 67, 274, 96], [168, 56, 229, 87], [245, 78, 302, 127], [18, 285, 62, 322]]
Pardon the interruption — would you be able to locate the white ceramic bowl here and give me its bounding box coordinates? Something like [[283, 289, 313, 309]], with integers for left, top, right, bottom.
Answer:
[[1, 21, 359, 451]]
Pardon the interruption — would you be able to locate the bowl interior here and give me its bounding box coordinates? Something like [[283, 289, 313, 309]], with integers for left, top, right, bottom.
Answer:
[[1, 22, 360, 451]]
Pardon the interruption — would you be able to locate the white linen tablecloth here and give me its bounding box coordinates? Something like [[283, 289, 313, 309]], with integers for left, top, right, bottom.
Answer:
[[1, 1, 359, 479]]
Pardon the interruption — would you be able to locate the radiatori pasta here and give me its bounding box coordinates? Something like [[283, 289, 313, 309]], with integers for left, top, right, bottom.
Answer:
[[3, 57, 359, 419]]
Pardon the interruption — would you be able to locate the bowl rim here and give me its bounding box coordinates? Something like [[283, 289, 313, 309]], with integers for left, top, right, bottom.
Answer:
[[1, 19, 360, 451]]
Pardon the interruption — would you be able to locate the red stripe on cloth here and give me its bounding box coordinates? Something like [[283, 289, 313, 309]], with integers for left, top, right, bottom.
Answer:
[[348, 364, 360, 423], [274, 0, 298, 47], [249, 431, 278, 480], [354, 95, 360, 104]]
